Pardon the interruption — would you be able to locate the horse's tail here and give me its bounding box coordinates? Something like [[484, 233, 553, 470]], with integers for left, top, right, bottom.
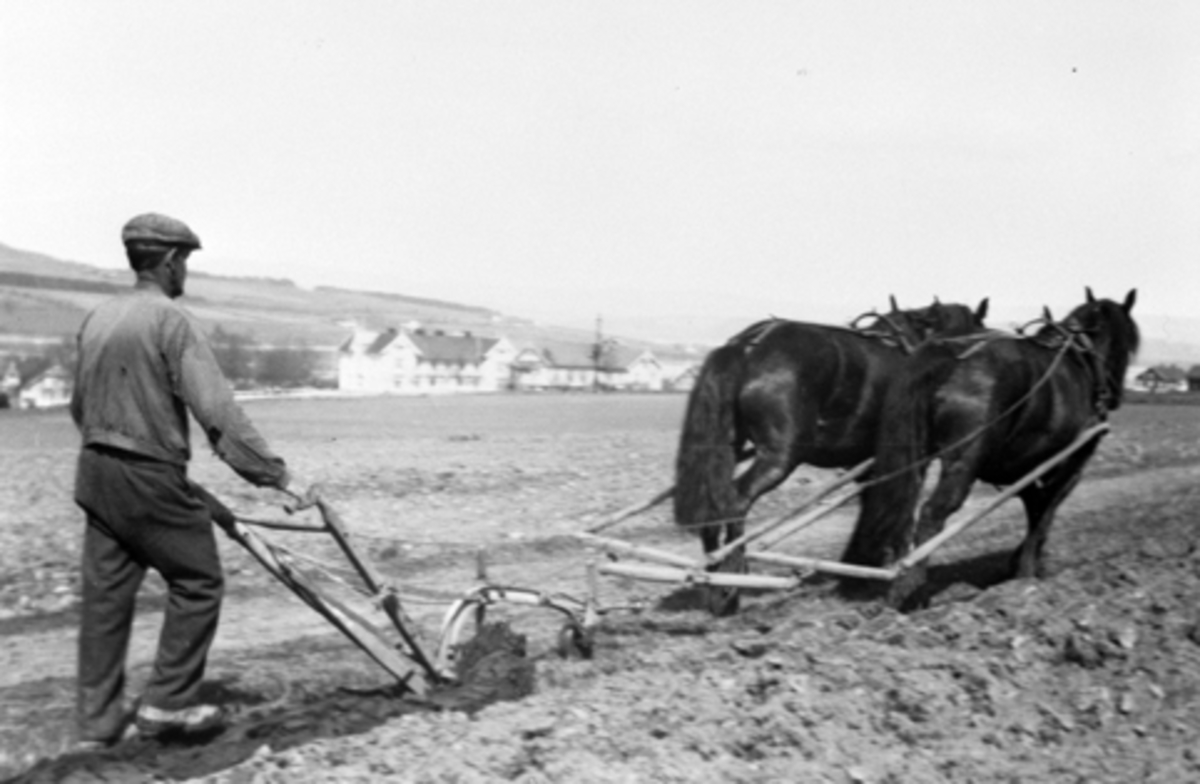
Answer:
[[673, 344, 744, 541], [842, 350, 944, 569]]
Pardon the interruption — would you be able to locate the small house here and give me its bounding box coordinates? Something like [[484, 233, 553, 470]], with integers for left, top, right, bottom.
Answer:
[[17, 364, 73, 409], [1188, 365, 1200, 393], [511, 342, 666, 391], [1134, 365, 1188, 393]]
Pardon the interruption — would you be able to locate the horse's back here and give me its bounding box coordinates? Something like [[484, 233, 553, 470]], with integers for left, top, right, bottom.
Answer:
[[736, 322, 906, 466]]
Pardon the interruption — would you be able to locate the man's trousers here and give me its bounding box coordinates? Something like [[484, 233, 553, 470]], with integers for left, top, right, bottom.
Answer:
[[74, 446, 224, 743]]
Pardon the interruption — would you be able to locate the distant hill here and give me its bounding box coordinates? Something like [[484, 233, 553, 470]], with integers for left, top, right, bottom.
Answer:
[[7, 240, 1193, 366], [0, 241, 676, 355]]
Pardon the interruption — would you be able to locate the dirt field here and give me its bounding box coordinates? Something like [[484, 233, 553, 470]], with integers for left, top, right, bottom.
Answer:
[[3, 393, 1200, 783]]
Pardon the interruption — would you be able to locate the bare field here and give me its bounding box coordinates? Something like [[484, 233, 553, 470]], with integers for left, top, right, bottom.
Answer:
[[2, 395, 1200, 782]]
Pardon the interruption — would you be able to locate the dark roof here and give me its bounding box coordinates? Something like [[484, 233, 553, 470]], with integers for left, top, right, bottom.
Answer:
[[342, 328, 501, 363], [408, 331, 499, 364], [608, 345, 655, 369], [366, 328, 400, 355], [1138, 365, 1187, 383], [533, 341, 652, 371], [20, 363, 70, 391], [537, 341, 598, 370]]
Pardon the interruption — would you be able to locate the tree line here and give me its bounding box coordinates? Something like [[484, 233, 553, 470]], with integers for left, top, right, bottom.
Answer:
[[4, 326, 328, 392], [207, 326, 328, 389]]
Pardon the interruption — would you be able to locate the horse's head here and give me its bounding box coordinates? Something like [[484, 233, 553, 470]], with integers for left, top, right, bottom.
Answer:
[[1059, 288, 1140, 408], [925, 297, 989, 339], [886, 296, 989, 344]]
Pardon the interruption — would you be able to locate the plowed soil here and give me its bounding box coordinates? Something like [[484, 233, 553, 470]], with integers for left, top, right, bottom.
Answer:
[[2, 394, 1199, 783]]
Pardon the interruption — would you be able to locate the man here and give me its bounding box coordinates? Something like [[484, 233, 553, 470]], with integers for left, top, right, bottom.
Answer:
[[71, 213, 308, 747]]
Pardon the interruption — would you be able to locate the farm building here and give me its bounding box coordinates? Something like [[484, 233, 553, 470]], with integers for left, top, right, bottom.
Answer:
[[1134, 364, 1188, 393], [16, 363, 72, 409], [665, 364, 700, 392], [653, 346, 708, 392], [338, 326, 517, 394], [510, 341, 666, 391]]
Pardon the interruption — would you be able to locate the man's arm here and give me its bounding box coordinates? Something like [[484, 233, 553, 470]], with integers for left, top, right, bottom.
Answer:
[[169, 314, 291, 489]]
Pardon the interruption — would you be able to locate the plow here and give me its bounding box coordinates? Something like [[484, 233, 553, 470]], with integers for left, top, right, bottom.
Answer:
[[217, 293, 1131, 691], [225, 422, 1111, 694]]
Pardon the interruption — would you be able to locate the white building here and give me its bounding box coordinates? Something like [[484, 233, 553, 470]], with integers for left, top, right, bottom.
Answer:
[[17, 364, 72, 409], [338, 327, 517, 394]]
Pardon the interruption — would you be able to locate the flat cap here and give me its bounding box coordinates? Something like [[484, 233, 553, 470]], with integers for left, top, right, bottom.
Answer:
[[121, 213, 202, 249]]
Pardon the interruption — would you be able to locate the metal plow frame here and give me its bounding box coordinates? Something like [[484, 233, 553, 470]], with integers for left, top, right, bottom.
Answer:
[[232, 498, 615, 691], [230, 497, 450, 695]]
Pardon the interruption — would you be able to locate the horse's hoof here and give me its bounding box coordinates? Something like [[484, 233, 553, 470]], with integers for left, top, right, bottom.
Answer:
[[706, 586, 741, 616], [887, 565, 927, 611], [837, 576, 887, 602]]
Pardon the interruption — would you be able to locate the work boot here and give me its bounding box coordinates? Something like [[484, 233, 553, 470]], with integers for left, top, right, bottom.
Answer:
[[75, 706, 139, 752], [135, 703, 227, 738]]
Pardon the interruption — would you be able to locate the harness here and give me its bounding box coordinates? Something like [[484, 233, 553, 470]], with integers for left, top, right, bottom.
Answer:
[[849, 310, 921, 353], [728, 313, 922, 357], [1027, 318, 1115, 417], [837, 316, 1116, 498], [951, 316, 1114, 419]]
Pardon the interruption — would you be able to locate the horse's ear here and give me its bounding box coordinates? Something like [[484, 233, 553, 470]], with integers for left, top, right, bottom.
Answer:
[[933, 295, 941, 305], [889, 294, 899, 312], [1043, 305, 1054, 322], [975, 298, 989, 322], [1086, 286, 1096, 304], [1123, 289, 1137, 313]]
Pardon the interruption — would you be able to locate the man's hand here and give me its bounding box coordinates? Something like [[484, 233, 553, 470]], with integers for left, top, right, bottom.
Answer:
[[282, 474, 321, 512]]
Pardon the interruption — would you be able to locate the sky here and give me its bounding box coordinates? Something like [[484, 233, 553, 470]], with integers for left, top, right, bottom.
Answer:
[[2, 1, 1198, 343]]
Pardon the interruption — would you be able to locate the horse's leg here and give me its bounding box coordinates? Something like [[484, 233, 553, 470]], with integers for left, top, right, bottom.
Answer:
[[1012, 445, 1096, 579], [889, 453, 978, 609], [702, 436, 798, 616]]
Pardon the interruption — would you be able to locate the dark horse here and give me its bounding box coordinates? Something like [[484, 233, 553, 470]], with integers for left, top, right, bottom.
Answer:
[[674, 297, 989, 614], [841, 288, 1139, 606]]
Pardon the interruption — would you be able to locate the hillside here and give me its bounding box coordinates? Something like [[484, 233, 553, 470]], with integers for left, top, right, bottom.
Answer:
[[3, 241, 1196, 366], [0, 242, 673, 354]]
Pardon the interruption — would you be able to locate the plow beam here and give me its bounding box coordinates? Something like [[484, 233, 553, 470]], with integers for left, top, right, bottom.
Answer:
[[229, 522, 429, 693], [598, 561, 800, 591], [746, 550, 897, 581], [706, 459, 872, 565], [587, 486, 674, 534], [752, 483, 865, 552], [576, 532, 703, 569], [314, 498, 445, 684]]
